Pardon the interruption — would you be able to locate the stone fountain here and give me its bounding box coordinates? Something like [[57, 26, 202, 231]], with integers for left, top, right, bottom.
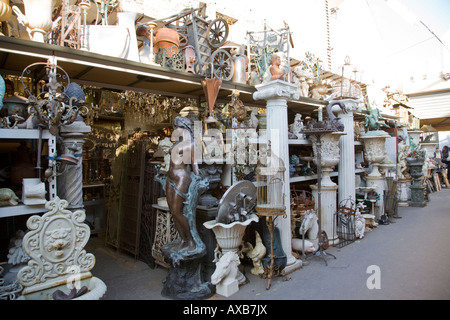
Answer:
[[17, 197, 106, 300], [203, 180, 258, 297]]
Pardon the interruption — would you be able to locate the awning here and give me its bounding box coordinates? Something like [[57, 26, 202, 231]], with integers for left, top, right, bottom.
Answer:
[[408, 90, 450, 131]]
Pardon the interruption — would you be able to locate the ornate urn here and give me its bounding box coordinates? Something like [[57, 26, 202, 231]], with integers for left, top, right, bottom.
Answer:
[[360, 132, 389, 177], [407, 157, 426, 207], [310, 131, 346, 186], [12, 0, 57, 42]]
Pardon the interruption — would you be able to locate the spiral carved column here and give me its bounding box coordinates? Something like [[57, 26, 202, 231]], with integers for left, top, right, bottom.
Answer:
[[58, 120, 91, 210]]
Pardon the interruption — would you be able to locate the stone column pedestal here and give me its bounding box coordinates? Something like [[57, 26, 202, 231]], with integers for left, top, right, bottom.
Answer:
[[311, 184, 339, 245], [332, 99, 361, 204], [365, 176, 385, 220], [58, 120, 91, 210], [253, 80, 301, 273], [397, 178, 411, 207]]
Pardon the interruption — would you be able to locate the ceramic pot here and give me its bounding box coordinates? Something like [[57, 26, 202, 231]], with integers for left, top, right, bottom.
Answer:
[[153, 27, 188, 55]]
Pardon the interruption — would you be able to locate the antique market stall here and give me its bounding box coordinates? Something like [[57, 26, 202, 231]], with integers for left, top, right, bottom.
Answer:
[[0, 0, 444, 300]]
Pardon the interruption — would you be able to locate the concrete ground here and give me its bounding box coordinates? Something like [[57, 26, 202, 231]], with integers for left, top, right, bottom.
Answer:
[[87, 188, 450, 300]]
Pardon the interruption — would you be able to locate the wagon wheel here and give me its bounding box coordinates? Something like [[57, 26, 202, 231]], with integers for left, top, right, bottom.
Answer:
[[207, 18, 229, 48], [211, 49, 234, 81]]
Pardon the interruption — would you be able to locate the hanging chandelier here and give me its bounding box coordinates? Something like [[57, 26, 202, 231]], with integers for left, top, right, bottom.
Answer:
[[21, 58, 88, 135]]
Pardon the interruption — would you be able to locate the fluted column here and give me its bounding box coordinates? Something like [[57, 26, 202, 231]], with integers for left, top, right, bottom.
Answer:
[[58, 120, 91, 210], [253, 80, 301, 273], [333, 99, 361, 204]]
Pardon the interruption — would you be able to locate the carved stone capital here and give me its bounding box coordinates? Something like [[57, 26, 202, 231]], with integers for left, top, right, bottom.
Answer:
[[253, 80, 300, 102], [328, 98, 362, 114]]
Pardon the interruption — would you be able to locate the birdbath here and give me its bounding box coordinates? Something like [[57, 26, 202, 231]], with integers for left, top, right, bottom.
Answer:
[[300, 156, 314, 175], [358, 186, 376, 200]]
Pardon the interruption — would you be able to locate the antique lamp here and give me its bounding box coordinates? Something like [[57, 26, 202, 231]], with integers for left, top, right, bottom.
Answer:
[[255, 143, 286, 290]]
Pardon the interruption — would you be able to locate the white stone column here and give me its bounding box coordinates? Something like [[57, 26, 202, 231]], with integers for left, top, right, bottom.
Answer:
[[333, 99, 361, 204], [310, 184, 338, 245], [58, 120, 91, 210], [253, 80, 301, 273]]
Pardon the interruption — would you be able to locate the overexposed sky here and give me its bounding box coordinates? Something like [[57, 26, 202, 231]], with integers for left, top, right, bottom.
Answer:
[[142, 0, 450, 93], [226, 0, 450, 92]]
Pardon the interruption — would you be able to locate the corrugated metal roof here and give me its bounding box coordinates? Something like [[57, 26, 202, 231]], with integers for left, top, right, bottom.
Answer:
[[408, 91, 450, 119]]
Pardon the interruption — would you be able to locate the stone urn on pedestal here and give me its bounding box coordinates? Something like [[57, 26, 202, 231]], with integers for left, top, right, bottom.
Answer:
[[407, 156, 426, 207], [360, 131, 389, 220], [309, 131, 346, 245]]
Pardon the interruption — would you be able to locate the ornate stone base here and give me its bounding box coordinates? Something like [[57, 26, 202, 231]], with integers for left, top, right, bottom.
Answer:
[[409, 184, 426, 207], [365, 176, 386, 220], [161, 254, 214, 300], [311, 184, 339, 245], [397, 179, 411, 207]]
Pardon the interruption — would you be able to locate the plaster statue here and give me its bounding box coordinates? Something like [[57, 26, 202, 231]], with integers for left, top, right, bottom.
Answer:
[[248, 108, 259, 129], [7, 230, 29, 267], [292, 65, 310, 97], [354, 202, 366, 239], [291, 209, 319, 253], [211, 251, 240, 297], [397, 137, 411, 179], [242, 231, 266, 275], [157, 137, 173, 174], [290, 113, 305, 139], [263, 53, 285, 83], [0, 188, 20, 206]]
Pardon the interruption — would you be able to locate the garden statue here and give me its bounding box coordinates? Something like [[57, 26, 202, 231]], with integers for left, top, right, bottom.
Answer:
[[364, 100, 389, 132], [155, 116, 213, 299], [0, 188, 20, 206], [292, 65, 310, 97], [242, 231, 266, 275], [210, 251, 240, 297], [290, 113, 305, 139], [397, 135, 411, 179], [291, 209, 319, 254], [354, 202, 366, 239]]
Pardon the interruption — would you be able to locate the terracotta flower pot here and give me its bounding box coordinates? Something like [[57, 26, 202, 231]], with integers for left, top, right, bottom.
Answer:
[[153, 27, 188, 56]]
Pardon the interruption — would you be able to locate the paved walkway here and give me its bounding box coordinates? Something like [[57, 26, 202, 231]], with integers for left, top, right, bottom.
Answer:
[[88, 188, 450, 300]]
